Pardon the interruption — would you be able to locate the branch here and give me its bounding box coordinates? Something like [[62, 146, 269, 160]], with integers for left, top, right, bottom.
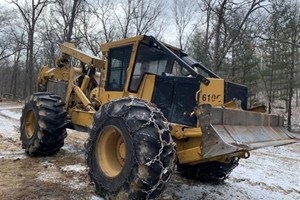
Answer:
[[0, 48, 25, 61], [11, 0, 31, 28], [253, 35, 300, 47]]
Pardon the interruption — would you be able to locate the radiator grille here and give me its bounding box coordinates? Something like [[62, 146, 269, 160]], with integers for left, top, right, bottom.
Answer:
[[47, 80, 68, 100]]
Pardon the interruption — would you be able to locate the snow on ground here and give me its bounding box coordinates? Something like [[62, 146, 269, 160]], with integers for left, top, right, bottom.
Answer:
[[0, 152, 27, 160], [230, 145, 300, 197], [165, 143, 300, 200], [0, 101, 299, 200], [0, 115, 19, 135], [90, 195, 104, 200], [0, 110, 21, 120], [61, 164, 87, 173], [272, 99, 300, 131], [0, 102, 20, 139]]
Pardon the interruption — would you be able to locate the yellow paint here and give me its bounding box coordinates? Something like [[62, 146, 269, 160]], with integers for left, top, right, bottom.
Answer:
[[24, 110, 36, 139], [73, 86, 94, 111], [137, 74, 156, 101], [199, 78, 224, 106], [65, 67, 74, 111], [38, 35, 255, 167], [101, 35, 144, 52], [80, 75, 90, 91], [37, 65, 50, 87], [40, 66, 70, 82], [101, 91, 124, 105], [173, 132, 202, 164], [223, 100, 240, 109], [60, 42, 105, 69], [96, 125, 125, 177], [123, 41, 140, 94], [177, 147, 202, 164], [248, 105, 266, 113], [171, 125, 202, 139], [70, 109, 94, 127]]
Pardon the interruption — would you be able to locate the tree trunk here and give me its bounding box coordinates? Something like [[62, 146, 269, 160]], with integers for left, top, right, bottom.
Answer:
[[66, 0, 80, 42], [28, 31, 34, 96], [287, 43, 295, 129], [23, 45, 29, 98], [9, 50, 21, 99]]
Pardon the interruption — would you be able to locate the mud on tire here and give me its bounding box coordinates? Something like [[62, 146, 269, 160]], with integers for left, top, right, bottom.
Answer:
[[86, 97, 176, 199], [20, 92, 67, 156], [178, 157, 239, 183]]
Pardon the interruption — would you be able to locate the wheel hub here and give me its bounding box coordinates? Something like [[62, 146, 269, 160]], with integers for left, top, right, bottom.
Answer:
[[24, 110, 36, 139], [96, 126, 126, 178], [117, 138, 126, 164]]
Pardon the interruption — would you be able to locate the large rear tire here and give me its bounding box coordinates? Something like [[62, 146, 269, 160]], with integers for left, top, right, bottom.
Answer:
[[178, 157, 239, 183], [86, 97, 176, 199], [20, 92, 67, 156]]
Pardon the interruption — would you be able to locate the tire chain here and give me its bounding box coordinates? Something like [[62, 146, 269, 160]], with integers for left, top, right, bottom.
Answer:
[[88, 96, 176, 199]]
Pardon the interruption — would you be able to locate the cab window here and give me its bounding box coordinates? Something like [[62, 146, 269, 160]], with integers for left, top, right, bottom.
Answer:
[[106, 45, 132, 91], [129, 43, 172, 91]]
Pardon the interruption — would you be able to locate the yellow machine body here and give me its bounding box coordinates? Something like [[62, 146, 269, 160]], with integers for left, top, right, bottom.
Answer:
[[37, 35, 298, 165]]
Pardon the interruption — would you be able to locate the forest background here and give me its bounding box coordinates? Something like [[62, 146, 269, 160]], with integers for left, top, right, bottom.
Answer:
[[0, 0, 299, 128]]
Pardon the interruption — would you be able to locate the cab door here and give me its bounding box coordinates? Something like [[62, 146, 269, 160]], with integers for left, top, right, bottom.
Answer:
[[104, 45, 133, 101]]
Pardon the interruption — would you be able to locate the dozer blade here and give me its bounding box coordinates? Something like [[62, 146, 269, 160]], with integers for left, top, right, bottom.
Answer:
[[198, 104, 299, 159]]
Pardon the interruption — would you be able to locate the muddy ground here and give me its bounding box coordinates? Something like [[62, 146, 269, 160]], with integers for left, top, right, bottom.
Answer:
[[0, 101, 299, 200]]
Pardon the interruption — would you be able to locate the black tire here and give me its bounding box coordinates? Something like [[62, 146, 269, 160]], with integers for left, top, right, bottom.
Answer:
[[20, 92, 68, 156], [178, 157, 239, 183], [86, 97, 176, 199]]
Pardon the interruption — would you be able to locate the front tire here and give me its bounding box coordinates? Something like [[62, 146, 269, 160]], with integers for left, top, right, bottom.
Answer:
[[86, 97, 176, 199], [20, 92, 67, 156]]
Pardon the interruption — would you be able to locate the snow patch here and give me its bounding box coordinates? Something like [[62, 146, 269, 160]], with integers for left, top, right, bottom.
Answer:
[[62, 144, 80, 153], [0, 115, 18, 132], [37, 171, 62, 183], [67, 179, 88, 190], [231, 146, 300, 193], [0, 115, 19, 140], [0, 110, 21, 120], [0, 103, 22, 109], [41, 161, 56, 168], [61, 164, 87, 173], [0, 151, 27, 160], [90, 195, 104, 200]]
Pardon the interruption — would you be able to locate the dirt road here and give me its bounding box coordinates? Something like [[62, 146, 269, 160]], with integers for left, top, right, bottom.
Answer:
[[0, 101, 299, 200]]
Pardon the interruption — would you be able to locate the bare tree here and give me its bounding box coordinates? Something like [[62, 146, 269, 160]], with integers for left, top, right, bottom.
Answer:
[[9, 29, 26, 99], [11, 0, 50, 97], [205, 0, 266, 72], [132, 0, 163, 36], [172, 0, 197, 49], [52, 0, 85, 42], [91, 0, 116, 43], [197, 0, 215, 65], [77, 5, 102, 56], [114, 0, 135, 39], [0, 9, 23, 61]]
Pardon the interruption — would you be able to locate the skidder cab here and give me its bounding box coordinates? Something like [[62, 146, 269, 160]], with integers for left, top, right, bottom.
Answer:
[[20, 35, 299, 199]]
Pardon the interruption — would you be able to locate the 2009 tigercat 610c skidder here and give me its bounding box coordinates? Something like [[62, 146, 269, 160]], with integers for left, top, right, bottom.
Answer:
[[20, 35, 299, 199]]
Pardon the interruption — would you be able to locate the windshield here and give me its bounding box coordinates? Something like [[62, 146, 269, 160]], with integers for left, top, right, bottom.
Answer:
[[129, 40, 214, 92], [129, 43, 174, 91]]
